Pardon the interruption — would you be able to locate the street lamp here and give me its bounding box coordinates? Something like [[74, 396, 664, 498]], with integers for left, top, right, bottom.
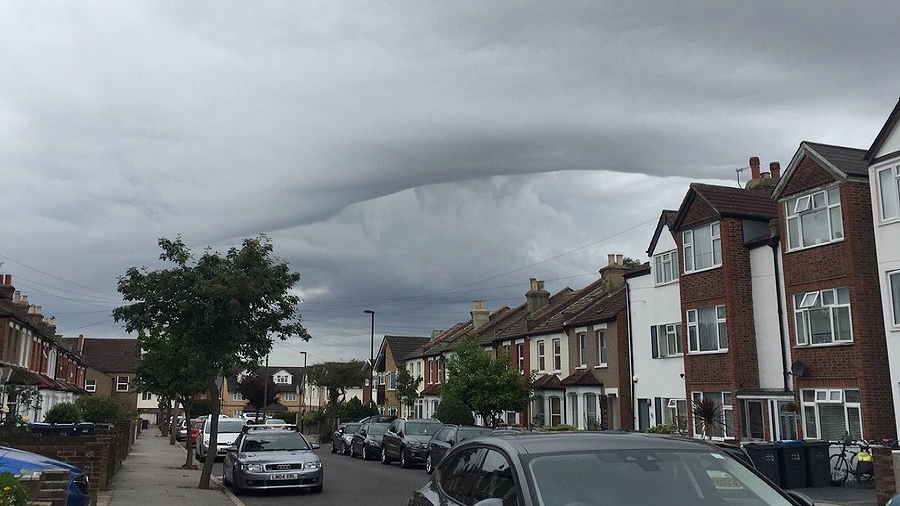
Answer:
[[298, 351, 307, 433], [364, 309, 375, 409]]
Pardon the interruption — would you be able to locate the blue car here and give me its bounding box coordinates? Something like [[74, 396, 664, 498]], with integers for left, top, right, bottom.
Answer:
[[0, 446, 91, 506]]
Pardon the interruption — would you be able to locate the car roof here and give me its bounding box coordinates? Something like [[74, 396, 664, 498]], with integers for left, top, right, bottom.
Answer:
[[458, 432, 729, 456]]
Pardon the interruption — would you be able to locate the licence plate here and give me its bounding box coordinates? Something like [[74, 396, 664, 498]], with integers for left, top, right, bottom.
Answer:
[[270, 473, 298, 480]]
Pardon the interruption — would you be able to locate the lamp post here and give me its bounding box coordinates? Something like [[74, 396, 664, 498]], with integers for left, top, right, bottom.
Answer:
[[260, 354, 269, 423], [298, 351, 307, 433], [364, 309, 375, 409]]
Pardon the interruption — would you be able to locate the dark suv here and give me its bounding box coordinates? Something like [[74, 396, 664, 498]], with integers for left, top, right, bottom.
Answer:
[[381, 418, 443, 468], [425, 424, 494, 473]]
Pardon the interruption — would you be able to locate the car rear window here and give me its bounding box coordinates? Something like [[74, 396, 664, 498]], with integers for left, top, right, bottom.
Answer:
[[218, 420, 247, 432]]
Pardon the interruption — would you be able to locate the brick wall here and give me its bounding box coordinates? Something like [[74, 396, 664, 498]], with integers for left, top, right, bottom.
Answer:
[[874, 447, 896, 506], [21, 468, 69, 506]]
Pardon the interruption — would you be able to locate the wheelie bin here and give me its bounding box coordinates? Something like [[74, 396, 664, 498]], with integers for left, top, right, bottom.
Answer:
[[744, 443, 782, 486], [778, 440, 807, 489], [804, 440, 832, 487]]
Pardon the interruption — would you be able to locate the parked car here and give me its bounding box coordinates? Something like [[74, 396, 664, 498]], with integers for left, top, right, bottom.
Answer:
[[223, 424, 323, 494], [175, 418, 189, 442], [381, 418, 443, 468], [357, 414, 398, 424], [264, 418, 289, 426], [189, 418, 204, 446], [407, 432, 816, 506], [197, 416, 246, 462], [349, 422, 390, 460], [0, 445, 91, 506], [425, 424, 494, 474], [331, 422, 362, 455]]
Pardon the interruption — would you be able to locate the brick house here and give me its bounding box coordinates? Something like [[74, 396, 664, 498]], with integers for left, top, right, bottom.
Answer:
[[74, 337, 140, 417], [221, 366, 306, 418], [374, 335, 429, 416], [774, 141, 897, 441], [670, 162, 792, 442], [867, 98, 900, 439]]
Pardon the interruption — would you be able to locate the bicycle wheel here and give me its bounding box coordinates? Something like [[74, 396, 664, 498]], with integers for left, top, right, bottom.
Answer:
[[830, 454, 850, 485]]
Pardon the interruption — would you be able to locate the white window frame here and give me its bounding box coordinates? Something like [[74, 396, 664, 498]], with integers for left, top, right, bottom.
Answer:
[[597, 331, 608, 367], [275, 374, 290, 384], [785, 187, 844, 251], [232, 393, 244, 401], [517, 343, 525, 374], [552, 338, 561, 372], [801, 388, 862, 440], [537, 340, 546, 372], [876, 164, 900, 222], [387, 371, 397, 390], [116, 376, 129, 392], [85, 379, 96, 393], [664, 398, 688, 432], [691, 391, 734, 440], [653, 323, 683, 358], [654, 250, 679, 285], [890, 271, 900, 328], [682, 222, 722, 273], [284, 393, 297, 402], [793, 287, 852, 345], [687, 306, 727, 353], [577, 332, 588, 368]]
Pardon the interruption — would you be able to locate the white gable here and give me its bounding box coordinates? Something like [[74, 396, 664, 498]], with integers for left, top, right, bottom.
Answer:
[[876, 125, 900, 158]]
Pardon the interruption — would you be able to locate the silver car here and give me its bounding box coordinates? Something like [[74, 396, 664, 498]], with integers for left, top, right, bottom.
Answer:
[[197, 417, 246, 461], [223, 425, 323, 495]]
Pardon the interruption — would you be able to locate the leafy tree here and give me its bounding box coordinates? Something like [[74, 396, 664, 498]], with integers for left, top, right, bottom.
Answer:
[[432, 391, 474, 425], [44, 403, 82, 424], [305, 361, 367, 406], [114, 235, 309, 488], [190, 398, 213, 418], [75, 396, 123, 423], [622, 256, 643, 268], [236, 373, 279, 419], [442, 335, 530, 426], [395, 364, 422, 417], [336, 397, 376, 421]]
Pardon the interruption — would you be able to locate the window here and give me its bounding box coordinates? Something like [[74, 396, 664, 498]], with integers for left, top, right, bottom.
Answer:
[[793, 287, 852, 345], [877, 165, 900, 221], [568, 393, 579, 427], [275, 374, 289, 384], [517, 343, 525, 373], [116, 376, 129, 392], [692, 392, 734, 439], [439, 447, 485, 503], [786, 187, 844, 250], [284, 393, 297, 402], [740, 400, 765, 440], [533, 395, 545, 426], [549, 396, 562, 426], [890, 271, 900, 327], [85, 379, 96, 393], [664, 398, 688, 432], [654, 250, 679, 285], [537, 341, 546, 371], [232, 393, 244, 401], [683, 222, 721, 273], [802, 388, 862, 440], [552, 338, 561, 371], [651, 323, 683, 358], [687, 306, 727, 353], [577, 333, 588, 367], [584, 393, 599, 430], [427, 360, 434, 384], [387, 371, 397, 390], [141, 392, 153, 401], [597, 332, 608, 366], [472, 450, 518, 505]]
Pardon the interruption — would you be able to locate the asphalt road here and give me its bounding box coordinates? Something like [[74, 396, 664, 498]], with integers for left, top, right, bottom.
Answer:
[[227, 442, 430, 506]]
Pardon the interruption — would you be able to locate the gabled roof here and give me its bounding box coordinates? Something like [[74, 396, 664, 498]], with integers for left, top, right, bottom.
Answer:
[[772, 142, 868, 200], [563, 286, 627, 329], [672, 183, 777, 232], [646, 209, 678, 256], [80, 338, 139, 374], [865, 97, 900, 162], [531, 373, 564, 390], [375, 335, 430, 370]]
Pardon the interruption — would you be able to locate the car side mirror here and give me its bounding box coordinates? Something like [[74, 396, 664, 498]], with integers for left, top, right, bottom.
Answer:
[[311, 443, 321, 450]]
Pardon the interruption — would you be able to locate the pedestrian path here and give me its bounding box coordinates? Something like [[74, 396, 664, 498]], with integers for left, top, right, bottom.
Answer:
[[99, 430, 237, 506]]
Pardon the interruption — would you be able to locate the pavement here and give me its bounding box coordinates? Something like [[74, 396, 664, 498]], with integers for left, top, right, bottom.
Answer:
[[98, 430, 879, 506]]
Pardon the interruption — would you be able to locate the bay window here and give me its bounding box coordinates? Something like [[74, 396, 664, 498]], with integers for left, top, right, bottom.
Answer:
[[793, 287, 852, 345], [786, 187, 844, 250]]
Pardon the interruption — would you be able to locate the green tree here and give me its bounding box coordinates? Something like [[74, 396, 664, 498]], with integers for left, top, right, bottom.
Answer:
[[442, 335, 530, 426], [432, 390, 474, 425], [75, 396, 123, 423], [190, 398, 213, 417], [236, 372, 279, 419], [305, 361, 367, 406], [114, 235, 309, 489], [44, 403, 82, 424], [395, 364, 422, 416]]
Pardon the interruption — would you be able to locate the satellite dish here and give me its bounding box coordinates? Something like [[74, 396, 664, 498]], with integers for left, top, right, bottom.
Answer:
[[790, 360, 806, 377]]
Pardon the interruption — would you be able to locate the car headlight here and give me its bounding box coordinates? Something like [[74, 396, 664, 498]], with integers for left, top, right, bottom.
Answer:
[[241, 463, 264, 472], [18, 470, 42, 480], [304, 461, 322, 469]]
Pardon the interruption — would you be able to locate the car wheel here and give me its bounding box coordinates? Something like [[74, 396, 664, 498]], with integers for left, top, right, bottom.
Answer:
[[231, 469, 244, 495], [400, 448, 410, 468], [381, 449, 392, 465], [222, 467, 231, 486], [425, 454, 434, 474], [362, 446, 370, 460]]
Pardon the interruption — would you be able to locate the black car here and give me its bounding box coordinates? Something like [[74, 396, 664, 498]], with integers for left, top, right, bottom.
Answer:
[[407, 432, 816, 506], [331, 422, 362, 455], [349, 422, 390, 460], [381, 418, 443, 468], [425, 424, 494, 474]]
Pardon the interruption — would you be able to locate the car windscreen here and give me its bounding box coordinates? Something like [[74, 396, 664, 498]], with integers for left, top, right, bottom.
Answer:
[[243, 432, 310, 451], [406, 422, 441, 435], [367, 423, 389, 435], [218, 420, 247, 433], [345, 423, 362, 434], [524, 449, 793, 506]]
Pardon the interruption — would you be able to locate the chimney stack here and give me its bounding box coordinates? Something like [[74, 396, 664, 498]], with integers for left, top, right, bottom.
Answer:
[[770, 161, 781, 179], [750, 156, 761, 180], [526, 279, 550, 314], [471, 301, 490, 330], [599, 253, 629, 293], [0, 274, 13, 300]]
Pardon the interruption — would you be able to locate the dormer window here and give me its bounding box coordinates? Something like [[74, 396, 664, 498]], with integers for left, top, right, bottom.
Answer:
[[275, 374, 290, 384]]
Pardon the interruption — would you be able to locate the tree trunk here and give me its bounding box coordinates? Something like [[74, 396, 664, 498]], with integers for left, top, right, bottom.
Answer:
[[182, 397, 196, 469], [198, 375, 221, 489]]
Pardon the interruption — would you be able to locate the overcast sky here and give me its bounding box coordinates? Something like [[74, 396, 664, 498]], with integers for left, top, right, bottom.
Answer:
[[2, 2, 899, 368]]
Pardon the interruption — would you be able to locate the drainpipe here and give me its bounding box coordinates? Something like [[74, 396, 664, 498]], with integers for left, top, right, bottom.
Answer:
[[626, 282, 637, 430], [770, 238, 790, 392]]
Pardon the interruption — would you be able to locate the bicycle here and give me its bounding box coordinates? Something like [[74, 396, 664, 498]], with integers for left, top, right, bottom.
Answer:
[[830, 439, 874, 486]]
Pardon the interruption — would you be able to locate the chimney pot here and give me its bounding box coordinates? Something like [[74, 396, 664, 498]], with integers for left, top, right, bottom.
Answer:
[[616, 254, 624, 265], [770, 161, 781, 179], [607, 254, 615, 266], [750, 156, 761, 180]]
